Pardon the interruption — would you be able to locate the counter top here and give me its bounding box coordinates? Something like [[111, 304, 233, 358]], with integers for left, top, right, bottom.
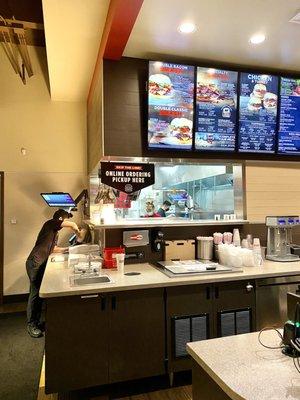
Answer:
[[187, 330, 300, 400], [88, 218, 249, 229], [40, 258, 300, 298]]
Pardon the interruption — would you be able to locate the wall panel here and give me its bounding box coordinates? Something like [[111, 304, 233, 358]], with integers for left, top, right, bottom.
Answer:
[[246, 162, 300, 222]]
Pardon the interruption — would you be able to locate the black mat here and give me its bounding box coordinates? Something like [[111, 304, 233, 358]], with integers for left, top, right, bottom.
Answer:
[[0, 312, 44, 400]]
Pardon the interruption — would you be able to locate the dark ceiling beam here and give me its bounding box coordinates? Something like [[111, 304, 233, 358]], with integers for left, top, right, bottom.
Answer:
[[87, 0, 143, 104]]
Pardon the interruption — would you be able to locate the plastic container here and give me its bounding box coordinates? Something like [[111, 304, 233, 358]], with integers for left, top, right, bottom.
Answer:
[[252, 238, 263, 266], [233, 229, 241, 247], [223, 232, 233, 244], [68, 244, 101, 268], [115, 253, 125, 273], [103, 247, 125, 269]]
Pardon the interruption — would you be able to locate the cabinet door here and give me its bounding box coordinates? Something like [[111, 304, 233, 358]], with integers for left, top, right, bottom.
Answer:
[[109, 289, 165, 383], [213, 280, 256, 337], [166, 285, 213, 372], [45, 294, 109, 394]]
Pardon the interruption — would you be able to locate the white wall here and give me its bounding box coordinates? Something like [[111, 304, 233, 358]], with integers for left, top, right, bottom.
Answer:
[[0, 46, 87, 295]]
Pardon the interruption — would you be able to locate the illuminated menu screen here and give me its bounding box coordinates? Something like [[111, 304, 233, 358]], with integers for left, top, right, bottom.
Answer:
[[195, 67, 238, 152], [148, 61, 194, 150], [278, 77, 300, 155], [238, 73, 278, 153]]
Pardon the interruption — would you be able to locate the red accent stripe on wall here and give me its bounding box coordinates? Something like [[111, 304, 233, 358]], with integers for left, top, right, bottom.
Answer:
[[87, 0, 144, 104], [103, 0, 143, 60]]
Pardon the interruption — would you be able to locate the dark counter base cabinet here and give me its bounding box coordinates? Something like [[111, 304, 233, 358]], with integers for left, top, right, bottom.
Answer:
[[166, 280, 255, 373], [45, 277, 286, 394], [45, 289, 165, 394]]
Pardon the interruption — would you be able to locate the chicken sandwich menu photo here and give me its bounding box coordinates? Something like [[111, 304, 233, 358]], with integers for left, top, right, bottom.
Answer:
[[148, 61, 194, 150], [195, 67, 238, 152], [238, 73, 278, 153]]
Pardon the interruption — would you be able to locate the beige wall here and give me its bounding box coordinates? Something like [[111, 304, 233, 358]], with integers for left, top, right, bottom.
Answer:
[[246, 162, 300, 223], [0, 46, 87, 295]]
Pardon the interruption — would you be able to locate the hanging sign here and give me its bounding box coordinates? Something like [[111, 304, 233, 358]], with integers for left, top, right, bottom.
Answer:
[[100, 162, 155, 194]]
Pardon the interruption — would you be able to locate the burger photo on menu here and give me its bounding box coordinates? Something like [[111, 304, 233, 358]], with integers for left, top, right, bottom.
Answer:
[[148, 61, 194, 150], [148, 116, 193, 148], [197, 82, 235, 106], [238, 73, 279, 154], [148, 62, 194, 108], [196, 68, 236, 107], [263, 92, 277, 110], [166, 117, 193, 146], [239, 74, 278, 116], [149, 74, 173, 98], [195, 68, 238, 152]]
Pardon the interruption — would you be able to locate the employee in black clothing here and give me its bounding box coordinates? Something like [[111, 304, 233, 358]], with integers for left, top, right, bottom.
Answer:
[[157, 200, 172, 217], [26, 209, 80, 338]]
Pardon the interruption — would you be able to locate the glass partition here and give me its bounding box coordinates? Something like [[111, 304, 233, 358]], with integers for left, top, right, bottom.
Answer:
[[90, 159, 244, 223]]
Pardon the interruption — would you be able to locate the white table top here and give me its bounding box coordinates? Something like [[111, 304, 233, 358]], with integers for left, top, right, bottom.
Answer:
[[187, 330, 300, 400], [40, 257, 300, 298]]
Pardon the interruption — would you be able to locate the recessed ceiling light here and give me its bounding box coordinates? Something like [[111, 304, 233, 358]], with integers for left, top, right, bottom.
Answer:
[[249, 33, 266, 45], [178, 22, 196, 34]]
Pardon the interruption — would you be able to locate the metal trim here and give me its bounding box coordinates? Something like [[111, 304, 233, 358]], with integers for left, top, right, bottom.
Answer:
[[99, 155, 244, 166]]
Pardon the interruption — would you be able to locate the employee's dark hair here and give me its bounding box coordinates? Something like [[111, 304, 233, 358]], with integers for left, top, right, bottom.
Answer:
[[53, 209, 72, 220], [163, 200, 172, 207]]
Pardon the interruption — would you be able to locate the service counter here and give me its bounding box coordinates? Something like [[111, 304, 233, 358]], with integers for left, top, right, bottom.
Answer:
[[40, 258, 300, 394]]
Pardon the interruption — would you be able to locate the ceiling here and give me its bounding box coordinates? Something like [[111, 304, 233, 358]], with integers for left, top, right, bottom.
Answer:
[[42, 0, 109, 101], [124, 0, 300, 72], [0, 0, 43, 23], [0, 0, 45, 46]]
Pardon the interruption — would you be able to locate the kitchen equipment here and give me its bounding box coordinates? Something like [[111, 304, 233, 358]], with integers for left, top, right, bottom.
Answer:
[[196, 236, 213, 261], [123, 230, 149, 247], [266, 216, 300, 262], [164, 240, 195, 261], [256, 276, 300, 329], [151, 229, 165, 252], [70, 274, 113, 286], [156, 260, 242, 278], [103, 247, 125, 268]]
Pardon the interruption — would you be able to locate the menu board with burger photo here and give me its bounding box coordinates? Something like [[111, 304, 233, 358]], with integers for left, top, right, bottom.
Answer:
[[278, 77, 300, 155], [195, 67, 238, 152], [148, 61, 194, 150], [238, 73, 278, 153]]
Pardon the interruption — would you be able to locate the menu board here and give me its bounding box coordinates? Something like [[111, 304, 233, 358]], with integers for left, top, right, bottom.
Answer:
[[195, 68, 238, 151], [278, 77, 300, 155], [238, 73, 278, 153], [148, 61, 194, 150]]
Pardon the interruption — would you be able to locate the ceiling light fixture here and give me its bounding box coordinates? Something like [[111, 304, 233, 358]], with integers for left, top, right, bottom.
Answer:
[[249, 33, 266, 45], [178, 22, 196, 34]]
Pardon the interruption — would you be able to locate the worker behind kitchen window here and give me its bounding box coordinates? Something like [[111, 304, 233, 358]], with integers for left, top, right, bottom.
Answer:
[[157, 200, 172, 217], [26, 209, 80, 338]]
